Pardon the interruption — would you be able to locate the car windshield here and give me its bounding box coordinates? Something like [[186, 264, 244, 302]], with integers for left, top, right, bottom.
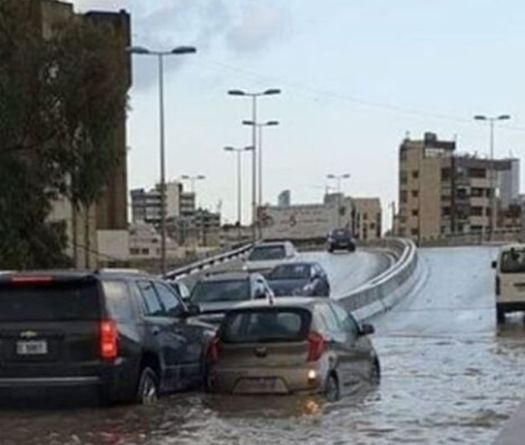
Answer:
[[221, 308, 311, 343], [269, 264, 310, 280], [500, 249, 525, 274], [0, 280, 100, 322], [332, 229, 350, 237], [191, 279, 250, 303], [248, 246, 286, 261]]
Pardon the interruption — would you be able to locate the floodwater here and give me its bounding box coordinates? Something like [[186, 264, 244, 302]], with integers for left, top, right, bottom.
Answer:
[[2, 247, 525, 445]]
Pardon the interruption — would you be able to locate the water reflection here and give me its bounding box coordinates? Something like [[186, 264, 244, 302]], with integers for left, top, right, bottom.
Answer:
[[1, 332, 525, 445]]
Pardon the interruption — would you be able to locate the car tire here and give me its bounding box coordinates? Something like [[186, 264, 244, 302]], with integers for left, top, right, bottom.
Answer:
[[349, 245, 356, 253], [370, 358, 381, 384], [328, 247, 334, 253], [136, 367, 159, 405], [324, 373, 340, 402], [496, 305, 506, 324]]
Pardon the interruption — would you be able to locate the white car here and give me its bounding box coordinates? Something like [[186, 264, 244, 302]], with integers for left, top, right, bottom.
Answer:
[[493, 243, 525, 323], [244, 241, 298, 275]]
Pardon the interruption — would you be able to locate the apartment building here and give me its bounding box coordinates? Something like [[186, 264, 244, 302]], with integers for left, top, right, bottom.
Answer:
[[131, 182, 195, 225], [353, 198, 382, 241], [398, 132, 520, 242]]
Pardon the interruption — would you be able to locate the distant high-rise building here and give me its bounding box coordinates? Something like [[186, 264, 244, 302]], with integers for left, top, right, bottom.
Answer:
[[278, 190, 291, 207], [131, 181, 188, 225]]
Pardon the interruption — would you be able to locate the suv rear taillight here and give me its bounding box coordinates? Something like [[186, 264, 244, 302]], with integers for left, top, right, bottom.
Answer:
[[307, 331, 325, 362], [207, 335, 220, 363], [100, 320, 118, 360]]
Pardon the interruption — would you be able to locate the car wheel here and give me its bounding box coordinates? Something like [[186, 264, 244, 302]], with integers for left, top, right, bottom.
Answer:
[[496, 305, 506, 324], [324, 373, 340, 402], [136, 367, 159, 405], [349, 245, 356, 253], [370, 358, 381, 384]]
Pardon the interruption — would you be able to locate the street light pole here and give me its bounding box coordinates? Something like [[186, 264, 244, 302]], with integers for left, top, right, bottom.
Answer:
[[243, 120, 280, 211], [224, 146, 255, 241], [228, 89, 281, 241], [474, 114, 511, 241], [327, 173, 351, 228], [128, 45, 196, 277], [181, 175, 206, 193]]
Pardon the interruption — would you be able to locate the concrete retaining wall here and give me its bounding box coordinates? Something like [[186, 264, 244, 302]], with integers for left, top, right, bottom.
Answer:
[[334, 238, 419, 321]]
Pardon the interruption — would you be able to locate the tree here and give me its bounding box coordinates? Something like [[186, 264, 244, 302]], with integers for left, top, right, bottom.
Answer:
[[0, 0, 128, 269]]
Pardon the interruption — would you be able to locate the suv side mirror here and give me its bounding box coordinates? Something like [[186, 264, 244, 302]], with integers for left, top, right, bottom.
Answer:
[[360, 323, 375, 336], [186, 304, 201, 317], [491, 260, 497, 269]]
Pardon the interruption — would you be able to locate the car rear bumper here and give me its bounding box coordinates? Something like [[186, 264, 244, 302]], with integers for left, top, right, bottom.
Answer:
[[208, 364, 326, 395], [0, 359, 138, 403]]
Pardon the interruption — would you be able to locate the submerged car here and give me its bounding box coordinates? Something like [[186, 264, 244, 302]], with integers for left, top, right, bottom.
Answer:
[[244, 241, 298, 275], [327, 228, 356, 253], [189, 271, 274, 325], [206, 297, 380, 401], [0, 270, 213, 405], [267, 262, 330, 297]]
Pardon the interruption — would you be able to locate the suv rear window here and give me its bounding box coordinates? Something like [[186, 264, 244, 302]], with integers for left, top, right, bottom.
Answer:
[[221, 308, 311, 343], [248, 246, 286, 261], [191, 279, 250, 304], [0, 280, 100, 322]]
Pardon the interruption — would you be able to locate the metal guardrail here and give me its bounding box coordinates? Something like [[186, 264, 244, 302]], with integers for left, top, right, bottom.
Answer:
[[336, 238, 418, 319], [164, 243, 254, 280]]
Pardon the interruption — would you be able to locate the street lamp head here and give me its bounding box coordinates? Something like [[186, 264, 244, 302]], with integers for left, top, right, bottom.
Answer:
[[171, 46, 197, 55], [498, 115, 511, 121], [474, 115, 488, 121], [196, 175, 206, 180], [342, 174, 351, 179], [228, 89, 247, 96], [266, 120, 280, 126], [180, 175, 190, 180], [264, 89, 281, 96], [244, 146, 255, 151], [127, 45, 151, 55], [223, 146, 235, 152], [242, 120, 255, 126], [326, 174, 336, 179]]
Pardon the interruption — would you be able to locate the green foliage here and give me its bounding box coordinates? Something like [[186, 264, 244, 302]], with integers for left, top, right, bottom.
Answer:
[[0, 0, 128, 269]]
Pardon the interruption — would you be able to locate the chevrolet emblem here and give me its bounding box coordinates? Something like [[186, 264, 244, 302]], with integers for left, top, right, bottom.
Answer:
[[19, 330, 38, 339]]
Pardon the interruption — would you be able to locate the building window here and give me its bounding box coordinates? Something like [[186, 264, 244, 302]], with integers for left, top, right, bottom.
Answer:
[[370, 223, 376, 230], [400, 191, 408, 203], [130, 248, 140, 255], [412, 209, 419, 217], [441, 168, 452, 181], [471, 207, 483, 216], [141, 248, 149, 255], [400, 149, 407, 161], [471, 188, 483, 197], [411, 228, 419, 236], [400, 171, 408, 185], [442, 207, 451, 216], [363, 213, 368, 220], [412, 170, 419, 179], [411, 190, 419, 198], [469, 168, 486, 178]]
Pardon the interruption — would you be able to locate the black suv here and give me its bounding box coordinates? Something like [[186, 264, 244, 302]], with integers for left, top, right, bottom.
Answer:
[[327, 228, 356, 253], [0, 270, 214, 405]]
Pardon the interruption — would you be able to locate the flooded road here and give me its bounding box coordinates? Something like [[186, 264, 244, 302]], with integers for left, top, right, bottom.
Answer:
[[2, 247, 525, 445]]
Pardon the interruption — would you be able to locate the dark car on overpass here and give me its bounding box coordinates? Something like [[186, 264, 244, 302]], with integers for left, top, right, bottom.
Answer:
[[327, 228, 356, 253], [267, 262, 330, 297], [0, 270, 214, 405]]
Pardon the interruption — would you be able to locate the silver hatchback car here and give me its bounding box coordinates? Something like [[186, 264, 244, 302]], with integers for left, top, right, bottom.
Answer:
[[206, 297, 380, 401]]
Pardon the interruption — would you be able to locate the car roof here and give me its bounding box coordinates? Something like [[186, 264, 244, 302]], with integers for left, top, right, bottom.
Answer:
[[253, 241, 290, 248], [272, 261, 317, 268], [225, 296, 328, 311], [0, 269, 153, 283], [199, 271, 252, 282], [500, 243, 525, 251]]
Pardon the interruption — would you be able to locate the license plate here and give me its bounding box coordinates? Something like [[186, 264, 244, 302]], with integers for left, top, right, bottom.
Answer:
[[245, 377, 278, 391], [17, 340, 48, 355]]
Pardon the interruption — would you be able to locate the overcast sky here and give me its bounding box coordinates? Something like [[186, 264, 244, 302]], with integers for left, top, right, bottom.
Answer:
[[71, 0, 525, 226]]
